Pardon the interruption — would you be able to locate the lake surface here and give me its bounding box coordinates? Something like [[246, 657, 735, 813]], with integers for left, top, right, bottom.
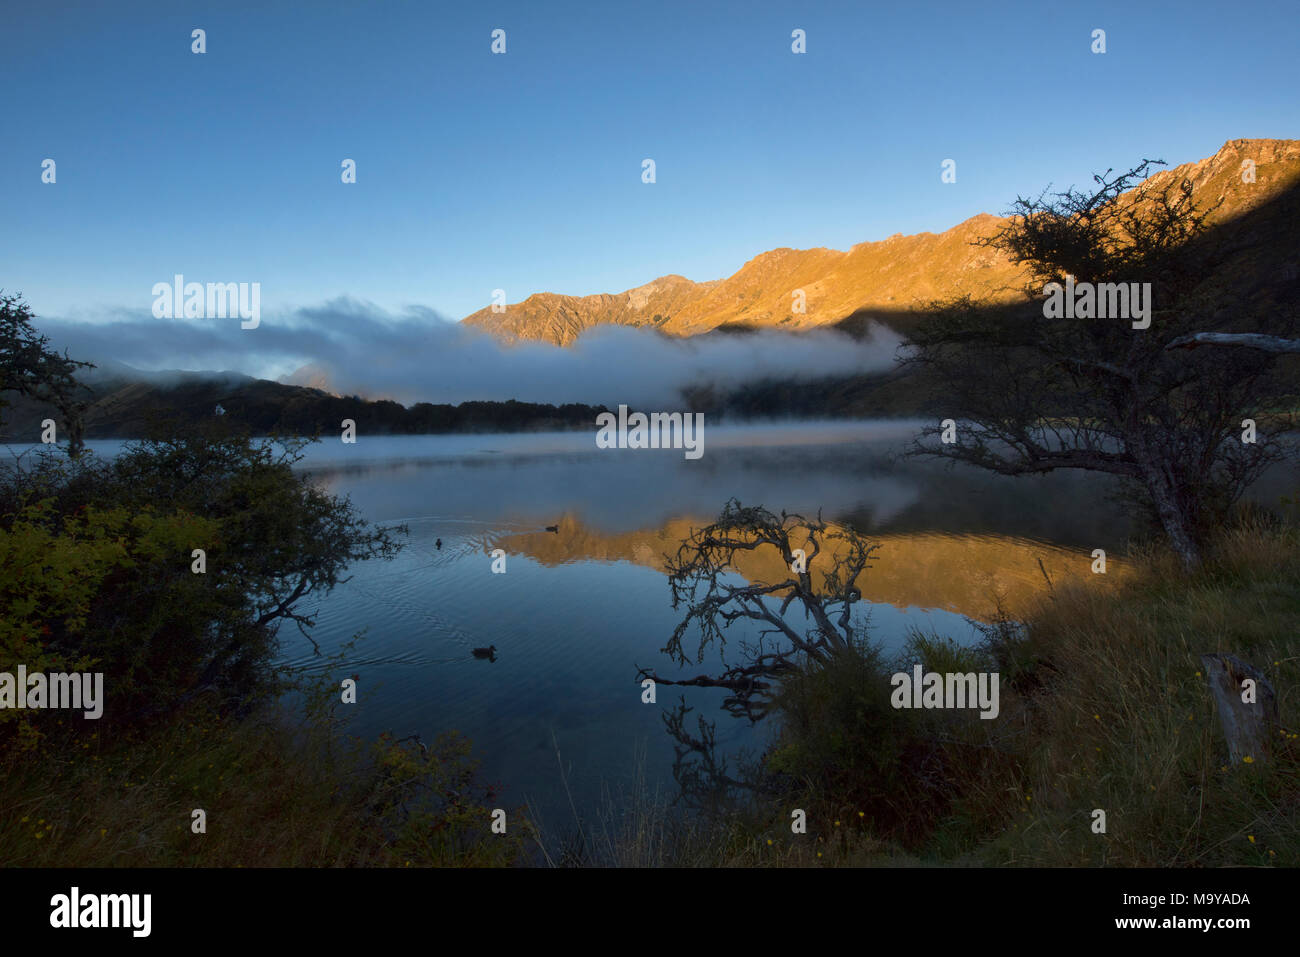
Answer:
[[29, 423, 1282, 836], [274, 421, 1145, 833]]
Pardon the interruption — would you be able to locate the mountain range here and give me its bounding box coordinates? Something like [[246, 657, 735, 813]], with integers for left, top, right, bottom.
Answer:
[[462, 139, 1300, 346], [6, 138, 1298, 440]]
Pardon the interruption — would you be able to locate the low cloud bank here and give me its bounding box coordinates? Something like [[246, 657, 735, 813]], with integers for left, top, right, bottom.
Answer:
[[40, 297, 906, 408]]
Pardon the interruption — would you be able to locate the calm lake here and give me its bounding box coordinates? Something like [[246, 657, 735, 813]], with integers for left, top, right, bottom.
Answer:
[[277, 421, 1144, 832], [41, 422, 1281, 834]]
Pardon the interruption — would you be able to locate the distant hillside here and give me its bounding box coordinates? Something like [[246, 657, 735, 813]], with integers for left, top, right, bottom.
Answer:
[[463, 139, 1300, 345], [0, 368, 613, 442]]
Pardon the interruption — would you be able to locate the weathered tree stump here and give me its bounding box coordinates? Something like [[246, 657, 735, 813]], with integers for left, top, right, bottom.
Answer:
[[1200, 653, 1279, 764]]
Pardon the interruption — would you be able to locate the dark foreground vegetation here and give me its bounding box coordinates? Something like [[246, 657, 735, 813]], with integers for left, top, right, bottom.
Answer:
[[0, 423, 528, 865]]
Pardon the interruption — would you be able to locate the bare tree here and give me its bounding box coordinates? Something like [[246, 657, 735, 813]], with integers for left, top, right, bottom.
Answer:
[[903, 162, 1298, 569], [636, 499, 877, 720]]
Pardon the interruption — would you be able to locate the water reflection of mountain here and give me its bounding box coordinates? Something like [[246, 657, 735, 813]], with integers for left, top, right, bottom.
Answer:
[[495, 515, 1124, 623]]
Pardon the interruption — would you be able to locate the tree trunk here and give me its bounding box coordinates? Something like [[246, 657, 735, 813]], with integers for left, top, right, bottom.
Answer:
[[1138, 458, 1201, 570], [67, 418, 85, 460], [58, 400, 86, 460]]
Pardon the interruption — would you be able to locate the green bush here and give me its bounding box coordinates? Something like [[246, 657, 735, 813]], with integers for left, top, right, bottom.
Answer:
[[0, 425, 402, 741]]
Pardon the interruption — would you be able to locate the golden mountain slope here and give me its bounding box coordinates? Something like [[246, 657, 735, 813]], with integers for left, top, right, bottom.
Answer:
[[461, 274, 714, 346], [462, 139, 1300, 346]]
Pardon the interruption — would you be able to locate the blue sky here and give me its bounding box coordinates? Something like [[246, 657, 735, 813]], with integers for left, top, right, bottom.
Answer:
[[3, 0, 1297, 328]]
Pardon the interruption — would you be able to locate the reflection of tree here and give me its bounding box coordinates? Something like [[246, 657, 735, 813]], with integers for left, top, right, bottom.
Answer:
[[638, 500, 878, 805], [659, 697, 764, 814]]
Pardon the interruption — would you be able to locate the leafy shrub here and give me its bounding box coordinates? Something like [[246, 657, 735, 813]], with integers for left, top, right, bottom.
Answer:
[[0, 423, 402, 743]]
